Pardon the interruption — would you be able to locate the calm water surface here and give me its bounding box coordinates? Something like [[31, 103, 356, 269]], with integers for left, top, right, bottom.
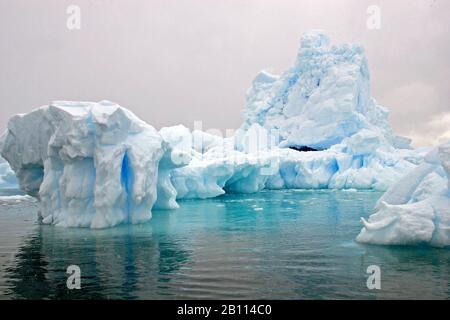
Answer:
[[0, 189, 449, 299]]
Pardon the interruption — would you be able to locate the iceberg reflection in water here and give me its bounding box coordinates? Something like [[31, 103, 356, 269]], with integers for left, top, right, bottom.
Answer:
[[0, 190, 449, 299]]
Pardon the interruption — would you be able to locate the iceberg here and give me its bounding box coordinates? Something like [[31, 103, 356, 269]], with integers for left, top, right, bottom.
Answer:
[[0, 101, 183, 228], [167, 30, 421, 198], [0, 31, 425, 230], [161, 126, 421, 200], [239, 30, 405, 151], [356, 141, 450, 247]]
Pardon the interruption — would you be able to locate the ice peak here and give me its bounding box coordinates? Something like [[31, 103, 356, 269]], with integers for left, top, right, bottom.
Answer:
[[242, 30, 400, 150], [299, 30, 330, 50]]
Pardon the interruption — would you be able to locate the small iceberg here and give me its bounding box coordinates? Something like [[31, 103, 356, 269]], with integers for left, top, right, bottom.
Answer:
[[357, 141, 450, 247]]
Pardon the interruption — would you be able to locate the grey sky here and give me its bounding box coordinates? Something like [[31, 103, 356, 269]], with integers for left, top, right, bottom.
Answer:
[[0, 0, 449, 147]]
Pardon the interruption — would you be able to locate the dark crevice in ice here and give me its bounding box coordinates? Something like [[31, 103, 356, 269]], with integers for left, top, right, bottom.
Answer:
[[289, 146, 320, 152], [121, 151, 134, 223]]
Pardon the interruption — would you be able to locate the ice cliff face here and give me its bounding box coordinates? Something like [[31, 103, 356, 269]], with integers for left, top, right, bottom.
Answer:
[[158, 124, 421, 201], [357, 141, 450, 247], [240, 30, 408, 151], [1, 101, 183, 228]]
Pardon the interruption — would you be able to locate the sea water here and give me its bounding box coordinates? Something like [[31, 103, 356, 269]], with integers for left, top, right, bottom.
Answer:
[[0, 190, 448, 299]]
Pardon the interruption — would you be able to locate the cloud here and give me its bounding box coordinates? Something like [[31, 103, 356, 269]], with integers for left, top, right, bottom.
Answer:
[[380, 81, 449, 147], [406, 112, 450, 147]]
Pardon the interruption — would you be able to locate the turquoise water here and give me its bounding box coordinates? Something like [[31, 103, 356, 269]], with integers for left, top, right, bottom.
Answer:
[[0, 190, 449, 299]]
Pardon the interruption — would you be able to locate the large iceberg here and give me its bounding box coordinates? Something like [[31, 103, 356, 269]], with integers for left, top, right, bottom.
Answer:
[[166, 30, 421, 199], [1, 101, 186, 228], [1, 31, 425, 230], [357, 141, 450, 247]]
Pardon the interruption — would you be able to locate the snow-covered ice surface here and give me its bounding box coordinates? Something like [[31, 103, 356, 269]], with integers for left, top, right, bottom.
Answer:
[[0, 101, 184, 228], [357, 141, 450, 247]]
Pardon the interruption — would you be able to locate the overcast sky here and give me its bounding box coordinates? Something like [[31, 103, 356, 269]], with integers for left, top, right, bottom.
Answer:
[[0, 0, 448, 147]]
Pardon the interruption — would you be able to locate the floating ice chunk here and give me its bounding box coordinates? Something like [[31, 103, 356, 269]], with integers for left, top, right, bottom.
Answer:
[[357, 141, 450, 247]]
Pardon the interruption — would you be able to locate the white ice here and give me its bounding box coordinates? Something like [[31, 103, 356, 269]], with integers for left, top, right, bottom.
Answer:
[[356, 141, 450, 247], [162, 125, 421, 200], [240, 30, 409, 151], [1, 101, 186, 228], [0, 156, 18, 189], [0, 31, 429, 233], [167, 30, 421, 199]]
